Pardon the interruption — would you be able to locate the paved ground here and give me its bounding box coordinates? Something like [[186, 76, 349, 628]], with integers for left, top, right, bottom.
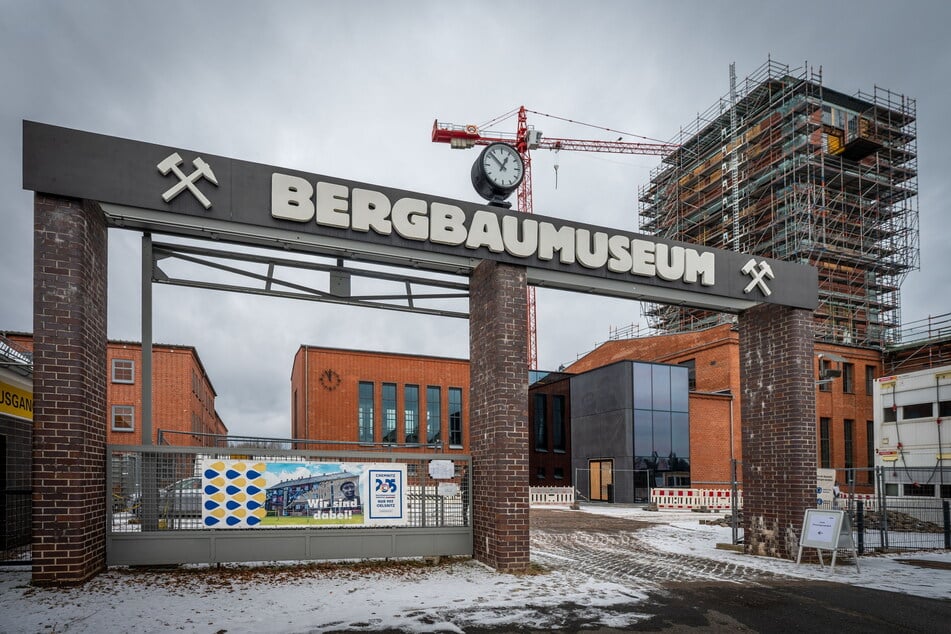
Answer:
[[521, 508, 950, 633]]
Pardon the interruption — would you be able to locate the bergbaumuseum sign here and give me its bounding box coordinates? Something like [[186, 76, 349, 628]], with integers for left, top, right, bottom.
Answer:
[[23, 121, 817, 312]]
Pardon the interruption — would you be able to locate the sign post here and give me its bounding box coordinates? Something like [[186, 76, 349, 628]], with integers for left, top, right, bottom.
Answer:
[[796, 509, 860, 572]]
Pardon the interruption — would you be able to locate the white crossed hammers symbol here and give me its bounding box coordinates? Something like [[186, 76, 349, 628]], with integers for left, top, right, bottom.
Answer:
[[157, 152, 218, 209], [741, 258, 774, 296]]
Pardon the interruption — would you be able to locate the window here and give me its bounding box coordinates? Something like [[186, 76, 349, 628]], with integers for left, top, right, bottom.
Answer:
[[819, 417, 831, 468], [426, 386, 441, 444], [842, 363, 854, 393], [678, 359, 696, 391], [903, 483, 935, 497], [534, 393, 547, 451], [866, 421, 875, 485], [448, 387, 463, 447], [404, 385, 419, 443], [552, 395, 566, 451], [941, 484, 951, 499], [382, 383, 397, 443], [536, 467, 546, 479], [939, 400, 951, 417], [112, 359, 134, 384], [554, 467, 564, 480], [358, 382, 374, 443], [112, 405, 135, 432], [902, 402, 933, 420], [843, 419, 854, 480], [865, 365, 876, 395], [883, 405, 897, 422]]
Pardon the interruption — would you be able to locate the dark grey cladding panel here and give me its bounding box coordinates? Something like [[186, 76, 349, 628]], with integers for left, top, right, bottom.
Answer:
[[570, 362, 633, 418]]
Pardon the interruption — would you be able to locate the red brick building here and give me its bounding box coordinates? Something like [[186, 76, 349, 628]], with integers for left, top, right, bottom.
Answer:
[[567, 323, 882, 492], [290, 346, 469, 453], [3, 333, 226, 446]]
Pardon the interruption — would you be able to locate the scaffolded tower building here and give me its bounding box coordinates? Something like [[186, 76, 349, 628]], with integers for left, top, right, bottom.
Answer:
[[639, 59, 919, 347]]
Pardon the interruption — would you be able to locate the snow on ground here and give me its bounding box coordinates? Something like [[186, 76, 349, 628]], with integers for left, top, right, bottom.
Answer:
[[580, 504, 951, 599], [1, 504, 949, 633]]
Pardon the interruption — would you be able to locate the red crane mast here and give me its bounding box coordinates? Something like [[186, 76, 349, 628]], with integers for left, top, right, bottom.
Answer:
[[432, 106, 678, 369]]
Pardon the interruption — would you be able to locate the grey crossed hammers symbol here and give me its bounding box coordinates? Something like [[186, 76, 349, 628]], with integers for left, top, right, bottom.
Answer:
[[741, 258, 774, 296], [157, 152, 218, 209]]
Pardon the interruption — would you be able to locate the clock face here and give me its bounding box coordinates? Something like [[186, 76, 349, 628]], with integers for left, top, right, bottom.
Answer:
[[319, 369, 341, 391], [481, 143, 524, 189]]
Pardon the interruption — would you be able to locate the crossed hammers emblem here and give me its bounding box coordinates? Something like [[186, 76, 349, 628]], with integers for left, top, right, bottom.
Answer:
[[157, 152, 218, 209], [741, 258, 774, 296]]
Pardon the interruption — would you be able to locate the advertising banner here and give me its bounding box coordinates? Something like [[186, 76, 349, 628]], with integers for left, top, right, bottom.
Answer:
[[199, 459, 408, 529]]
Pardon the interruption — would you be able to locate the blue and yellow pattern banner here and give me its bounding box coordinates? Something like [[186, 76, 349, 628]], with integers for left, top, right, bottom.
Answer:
[[200, 460, 268, 527]]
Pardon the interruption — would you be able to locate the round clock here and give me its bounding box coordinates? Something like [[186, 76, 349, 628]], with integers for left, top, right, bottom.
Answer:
[[319, 369, 341, 391], [471, 142, 524, 205]]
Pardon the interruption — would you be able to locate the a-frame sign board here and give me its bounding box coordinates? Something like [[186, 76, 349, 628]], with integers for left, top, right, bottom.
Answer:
[[796, 509, 860, 572]]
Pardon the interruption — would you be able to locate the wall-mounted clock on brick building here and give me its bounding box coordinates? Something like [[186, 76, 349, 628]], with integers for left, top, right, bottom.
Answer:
[[319, 368, 341, 391]]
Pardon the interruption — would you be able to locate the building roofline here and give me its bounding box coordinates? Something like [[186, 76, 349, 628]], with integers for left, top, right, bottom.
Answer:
[[298, 344, 468, 364]]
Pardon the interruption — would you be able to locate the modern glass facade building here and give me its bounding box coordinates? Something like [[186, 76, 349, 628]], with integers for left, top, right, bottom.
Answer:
[[570, 360, 690, 503]]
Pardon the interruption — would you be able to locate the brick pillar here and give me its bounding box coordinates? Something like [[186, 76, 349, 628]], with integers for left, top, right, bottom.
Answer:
[[468, 260, 529, 572], [738, 303, 815, 559], [33, 194, 108, 584]]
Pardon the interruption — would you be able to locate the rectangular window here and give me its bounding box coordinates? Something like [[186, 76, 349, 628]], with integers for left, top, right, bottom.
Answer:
[[112, 359, 134, 384], [554, 467, 564, 480], [865, 365, 876, 395], [426, 386, 441, 444], [358, 382, 374, 443], [112, 405, 135, 432], [941, 484, 951, 499], [678, 358, 696, 391], [842, 363, 854, 393], [552, 395, 566, 451], [534, 394, 548, 451], [536, 467, 546, 479], [382, 383, 397, 443], [903, 483, 936, 497], [883, 406, 897, 422], [844, 419, 854, 480], [902, 402, 933, 420], [819, 417, 831, 468], [866, 420, 875, 485], [940, 401, 951, 417], [404, 385, 419, 443], [448, 387, 463, 447]]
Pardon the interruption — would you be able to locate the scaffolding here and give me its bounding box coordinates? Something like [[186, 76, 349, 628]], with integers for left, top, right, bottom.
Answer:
[[638, 59, 919, 347]]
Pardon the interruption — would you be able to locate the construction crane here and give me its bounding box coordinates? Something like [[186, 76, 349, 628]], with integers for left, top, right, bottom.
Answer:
[[432, 106, 678, 369]]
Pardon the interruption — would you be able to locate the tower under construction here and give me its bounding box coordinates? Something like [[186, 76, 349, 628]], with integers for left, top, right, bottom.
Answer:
[[638, 59, 919, 347]]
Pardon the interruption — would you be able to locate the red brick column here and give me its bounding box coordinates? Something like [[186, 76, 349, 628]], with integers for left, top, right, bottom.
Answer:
[[33, 194, 108, 584], [468, 260, 529, 572], [738, 303, 815, 559]]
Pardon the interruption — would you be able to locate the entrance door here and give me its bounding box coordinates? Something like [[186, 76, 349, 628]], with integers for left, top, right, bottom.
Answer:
[[589, 459, 613, 502]]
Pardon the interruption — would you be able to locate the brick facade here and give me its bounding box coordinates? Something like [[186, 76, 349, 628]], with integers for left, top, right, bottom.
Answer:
[[568, 323, 881, 493], [469, 261, 529, 572], [739, 304, 816, 559], [6, 334, 227, 447], [290, 346, 469, 452], [32, 195, 108, 584], [528, 374, 571, 486]]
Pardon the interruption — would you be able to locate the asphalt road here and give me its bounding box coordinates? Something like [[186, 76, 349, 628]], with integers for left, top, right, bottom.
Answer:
[[516, 509, 950, 633]]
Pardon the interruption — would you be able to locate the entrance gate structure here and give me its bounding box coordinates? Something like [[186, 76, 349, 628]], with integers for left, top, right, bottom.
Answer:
[[23, 121, 818, 584]]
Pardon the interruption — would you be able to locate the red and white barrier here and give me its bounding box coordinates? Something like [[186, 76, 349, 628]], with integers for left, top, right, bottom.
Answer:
[[650, 487, 743, 510]]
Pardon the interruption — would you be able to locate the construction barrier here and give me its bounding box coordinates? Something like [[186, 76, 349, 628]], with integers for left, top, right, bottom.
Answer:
[[529, 486, 575, 506], [650, 487, 742, 510]]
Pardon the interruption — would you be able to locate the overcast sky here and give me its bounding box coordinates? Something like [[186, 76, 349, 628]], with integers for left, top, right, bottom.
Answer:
[[2, 1, 949, 439]]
